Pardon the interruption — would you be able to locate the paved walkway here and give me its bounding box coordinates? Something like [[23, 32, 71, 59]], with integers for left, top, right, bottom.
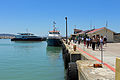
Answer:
[[71, 41, 120, 72]]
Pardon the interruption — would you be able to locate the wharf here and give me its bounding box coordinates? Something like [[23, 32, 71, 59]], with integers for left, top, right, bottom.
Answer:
[[61, 39, 120, 80]]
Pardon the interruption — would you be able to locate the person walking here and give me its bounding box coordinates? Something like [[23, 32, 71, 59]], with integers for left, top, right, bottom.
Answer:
[[99, 36, 104, 51], [75, 37, 77, 43], [104, 36, 107, 46], [96, 36, 100, 49], [92, 36, 96, 50], [81, 37, 84, 42], [86, 37, 90, 48], [89, 38, 92, 47], [84, 37, 86, 46], [78, 36, 81, 45]]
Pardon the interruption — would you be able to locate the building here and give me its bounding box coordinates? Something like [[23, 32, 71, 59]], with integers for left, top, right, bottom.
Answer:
[[71, 27, 120, 42], [114, 33, 120, 42], [77, 29, 94, 37], [87, 27, 115, 42], [74, 29, 82, 34]]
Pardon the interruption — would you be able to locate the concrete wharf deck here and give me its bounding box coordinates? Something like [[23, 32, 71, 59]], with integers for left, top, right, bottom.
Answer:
[[72, 42, 120, 70], [62, 39, 120, 80]]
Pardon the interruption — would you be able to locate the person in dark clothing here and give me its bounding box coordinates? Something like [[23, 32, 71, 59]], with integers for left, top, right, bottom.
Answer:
[[84, 37, 86, 46], [104, 36, 107, 46], [89, 38, 92, 47], [96, 36, 100, 49], [86, 37, 90, 48], [78, 36, 81, 44], [92, 36, 96, 50], [73, 37, 76, 43]]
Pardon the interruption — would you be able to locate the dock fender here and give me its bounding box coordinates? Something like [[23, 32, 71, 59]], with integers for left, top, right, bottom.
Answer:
[[67, 62, 78, 80], [65, 49, 68, 53], [62, 47, 68, 54], [62, 49, 68, 59], [64, 53, 70, 69], [62, 47, 65, 54]]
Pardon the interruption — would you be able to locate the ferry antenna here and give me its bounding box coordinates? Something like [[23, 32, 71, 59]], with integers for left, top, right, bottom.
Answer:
[[53, 21, 56, 31]]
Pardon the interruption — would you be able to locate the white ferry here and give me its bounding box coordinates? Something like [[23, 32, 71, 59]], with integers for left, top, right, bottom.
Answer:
[[11, 33, 44, 41]]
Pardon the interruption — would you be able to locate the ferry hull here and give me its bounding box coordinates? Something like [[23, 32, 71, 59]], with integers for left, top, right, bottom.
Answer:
[[11, 38, 46, 41], [47, 39, 61, 46]]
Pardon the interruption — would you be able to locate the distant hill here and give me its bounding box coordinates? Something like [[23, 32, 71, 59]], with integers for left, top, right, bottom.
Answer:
[[0, 34, 15, 37]]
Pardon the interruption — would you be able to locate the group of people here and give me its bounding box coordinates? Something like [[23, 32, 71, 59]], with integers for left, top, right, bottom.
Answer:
[[71, 35, 107, 51]]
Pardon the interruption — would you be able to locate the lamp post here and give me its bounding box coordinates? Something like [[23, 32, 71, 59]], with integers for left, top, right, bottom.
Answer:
[[65, 17, 68, 44]]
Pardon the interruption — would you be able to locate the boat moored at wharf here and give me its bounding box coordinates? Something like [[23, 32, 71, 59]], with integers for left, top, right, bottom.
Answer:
[[47, 31, 62, 46], [11, 33, 46, 41], [47, 22, 62, 46]]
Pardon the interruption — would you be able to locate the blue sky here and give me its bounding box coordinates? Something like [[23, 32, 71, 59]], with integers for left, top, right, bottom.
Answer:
[[0, 0, 120, 36]]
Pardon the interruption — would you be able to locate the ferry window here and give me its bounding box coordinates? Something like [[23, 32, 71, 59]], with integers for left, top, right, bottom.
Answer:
[[52, 32, 59, 34], [53, 32, 57, 34], [49, 32, 52, 34]]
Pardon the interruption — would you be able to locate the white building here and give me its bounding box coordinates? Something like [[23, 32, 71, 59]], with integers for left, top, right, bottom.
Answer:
[[87, 27, 115, 42]]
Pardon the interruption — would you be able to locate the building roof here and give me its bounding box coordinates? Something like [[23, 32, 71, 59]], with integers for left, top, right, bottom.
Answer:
[[87, 27, 115, 34], [74, 29, 82, 34], [87, 27, 105, 34], [78, 30, 91, 34], [78, 31, 85, 34], [74, 29, 82, 32]]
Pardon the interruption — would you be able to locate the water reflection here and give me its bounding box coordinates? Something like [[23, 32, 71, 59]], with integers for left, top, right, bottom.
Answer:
[[14, 45, 34, 49], [46, 46, 62, 60], [12, 41, 43, 52], [12, 41, 42, 43]]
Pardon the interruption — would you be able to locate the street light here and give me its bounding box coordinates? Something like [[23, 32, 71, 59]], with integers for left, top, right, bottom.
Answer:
[[65, 17, 68, 44]]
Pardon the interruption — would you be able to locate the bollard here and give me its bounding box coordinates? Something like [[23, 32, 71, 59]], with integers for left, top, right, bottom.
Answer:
[[93, 64, 102, 68], [73, 45, 76, 51], [115, 58, 120, 80]]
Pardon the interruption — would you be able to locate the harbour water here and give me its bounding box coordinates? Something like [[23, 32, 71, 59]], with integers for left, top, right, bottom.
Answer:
[[0, 39, 65, 80]]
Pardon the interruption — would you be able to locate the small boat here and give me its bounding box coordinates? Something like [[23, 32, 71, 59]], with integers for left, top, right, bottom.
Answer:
[[11, 33, 44, 41], [47, 22, 62, 46]]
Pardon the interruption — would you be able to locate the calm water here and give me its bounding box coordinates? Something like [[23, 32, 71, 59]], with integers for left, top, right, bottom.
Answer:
[[0, 39, 65, 80]]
